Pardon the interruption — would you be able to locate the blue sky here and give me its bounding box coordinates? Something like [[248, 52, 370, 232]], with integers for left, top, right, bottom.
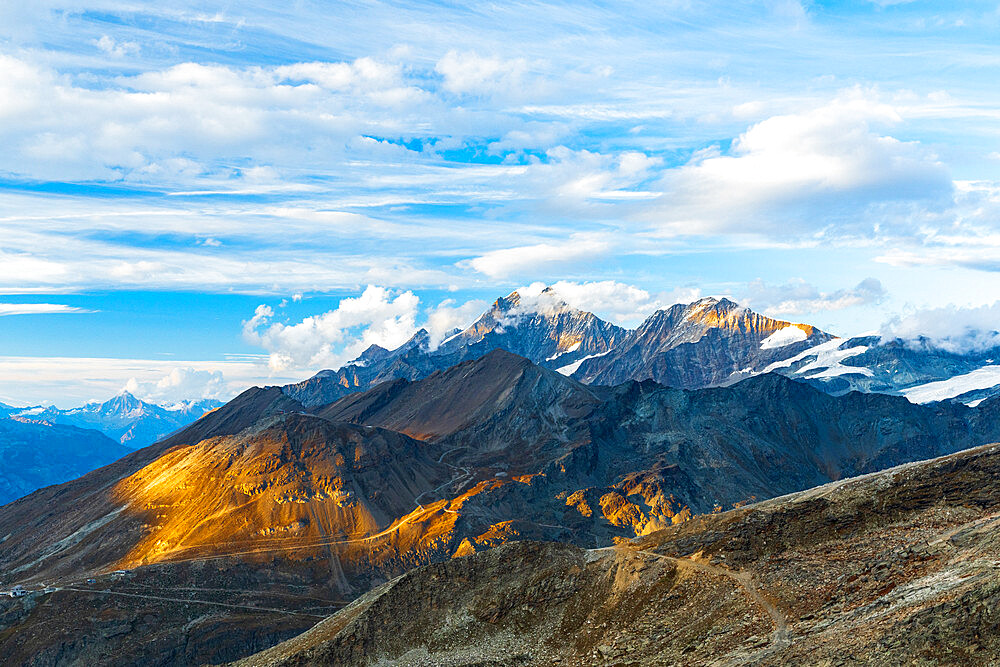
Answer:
[[2, 1, 1000, 405]]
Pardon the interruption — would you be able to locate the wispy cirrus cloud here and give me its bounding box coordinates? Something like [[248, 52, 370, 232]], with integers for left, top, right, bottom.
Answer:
[[0, 303, 92, 316]]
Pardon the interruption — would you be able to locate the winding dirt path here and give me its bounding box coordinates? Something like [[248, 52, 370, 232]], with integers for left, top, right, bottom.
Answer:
[[60, 586, 327, 618]]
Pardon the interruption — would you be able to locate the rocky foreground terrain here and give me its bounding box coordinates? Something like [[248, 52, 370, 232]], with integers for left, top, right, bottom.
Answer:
[[234, 442, 1000, 666], [3, 351, 1000, 665]]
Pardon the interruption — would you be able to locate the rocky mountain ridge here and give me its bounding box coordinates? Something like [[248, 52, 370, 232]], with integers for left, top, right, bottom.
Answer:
[[282, 287, 625, 407], [283, 286, 1000, 408]]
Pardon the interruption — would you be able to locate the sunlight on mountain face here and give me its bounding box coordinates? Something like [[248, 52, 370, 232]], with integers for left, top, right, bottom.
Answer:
[[111, 416, 448, 569]]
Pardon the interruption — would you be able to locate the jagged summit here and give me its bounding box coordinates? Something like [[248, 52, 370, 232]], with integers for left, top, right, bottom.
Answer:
[[284, 286, 625, 407], [572, 297, 833, 388], [283, 287, 1000, 409], [489, 285, 578, 317]]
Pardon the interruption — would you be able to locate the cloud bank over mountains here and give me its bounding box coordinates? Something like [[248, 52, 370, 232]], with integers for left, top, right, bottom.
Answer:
[[2, 1, 1000, 402]]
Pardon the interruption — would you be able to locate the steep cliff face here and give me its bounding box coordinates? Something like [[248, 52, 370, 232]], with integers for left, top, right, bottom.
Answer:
[[573, 297, 833, 388], [233, 442, 1000, 667]]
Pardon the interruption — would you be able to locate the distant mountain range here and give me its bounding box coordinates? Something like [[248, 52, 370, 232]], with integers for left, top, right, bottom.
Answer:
[[284, 287, 1000, 407], [0, 418, 130, 505], [3, 392, 221, 449], [0, 392, 220, 505]]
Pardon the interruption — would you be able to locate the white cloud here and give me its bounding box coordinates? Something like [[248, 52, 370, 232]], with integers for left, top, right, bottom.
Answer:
[[0, 303, 91, 316], [0, 54, 435, 183], [653, 92, 953, 235], [741, 278, 887, 316], [519, 147, 664, 208], [124, 367, 225, 403], [94, 35, 140, 57], [435, 51, 532, 97], [0, 355, 295, 408], [273, 58, 402, 90], [517, 280, 697, 326], [425, 298, 487, 348], [463, 235, 610, 279], [881, 302, 1000, 354], [243, 285, 420, 372]]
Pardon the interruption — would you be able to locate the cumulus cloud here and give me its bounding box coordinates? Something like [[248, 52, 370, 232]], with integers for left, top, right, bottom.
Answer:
[[0, 303, 91, 316], [124, 367, 225, 404], [94, 35, 140, 57], [426, 298, 487, 348], [273, 57, 402, 90], [741, 278, 887, 316], [653, 92, 952, 235], [881, 302, 1000, 354], [243, 286, 420, 372], [435, 51, 532, 97]]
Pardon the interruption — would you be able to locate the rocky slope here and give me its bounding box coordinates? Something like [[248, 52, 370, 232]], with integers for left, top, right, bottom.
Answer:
[[233, 441, 1000, 666]]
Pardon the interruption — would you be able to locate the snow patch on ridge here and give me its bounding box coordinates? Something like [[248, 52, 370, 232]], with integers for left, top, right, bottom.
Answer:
[[557, 350, 612, 376], [764, 338, 872, 379], [546, 341, 581, 361], [760, 325, 808, 350], [901, 365, 1000, 404]]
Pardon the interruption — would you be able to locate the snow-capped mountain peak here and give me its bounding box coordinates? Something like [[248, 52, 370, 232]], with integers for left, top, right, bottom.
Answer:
[[7, 392, 222, 448], [95, 390, 148, 417]]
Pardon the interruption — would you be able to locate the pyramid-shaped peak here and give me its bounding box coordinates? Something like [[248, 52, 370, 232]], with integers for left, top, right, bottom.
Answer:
[[101, 390, 147, 413], [490, 291, 521, 311]]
